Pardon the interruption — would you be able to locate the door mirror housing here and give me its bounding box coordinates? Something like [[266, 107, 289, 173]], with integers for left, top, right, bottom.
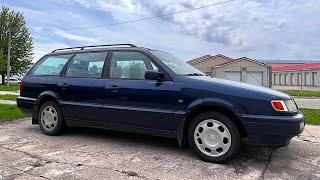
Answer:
[[145, 70, 164, 81]]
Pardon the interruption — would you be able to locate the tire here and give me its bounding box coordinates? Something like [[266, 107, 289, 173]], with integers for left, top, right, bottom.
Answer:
[[38, 101, 65, 136], [188, 111, 241, 163]]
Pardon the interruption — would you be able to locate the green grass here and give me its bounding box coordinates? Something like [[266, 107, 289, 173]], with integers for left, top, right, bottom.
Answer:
[[282, 90, 320, 97], [0, 84, 19, 91], [0, 94, 17, 101], [300, 108, 320, 125], [0, 104, 27, 122]]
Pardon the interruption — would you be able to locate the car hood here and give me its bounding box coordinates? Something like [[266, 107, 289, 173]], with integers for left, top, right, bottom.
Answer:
[[177, 76, 291, 100]]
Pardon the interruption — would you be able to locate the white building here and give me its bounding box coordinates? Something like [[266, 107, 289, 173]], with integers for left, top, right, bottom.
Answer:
[[272, 63, 320, 88], [187, 54, 271, 87]]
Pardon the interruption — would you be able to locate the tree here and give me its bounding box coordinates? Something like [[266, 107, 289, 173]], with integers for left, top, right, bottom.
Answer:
[[0, 6, 33, 84], [122, 62, 145, 79]]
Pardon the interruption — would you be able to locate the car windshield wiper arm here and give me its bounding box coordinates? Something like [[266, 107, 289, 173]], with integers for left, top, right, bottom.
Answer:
[[183, 73, 204, 76]]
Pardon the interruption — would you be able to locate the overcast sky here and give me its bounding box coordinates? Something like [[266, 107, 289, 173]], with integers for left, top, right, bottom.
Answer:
[[2, 0, 320, 62]]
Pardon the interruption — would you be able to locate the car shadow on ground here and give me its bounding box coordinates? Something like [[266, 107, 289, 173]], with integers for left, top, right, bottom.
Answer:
[[26, 124, 274, 167], [63, 126, 272, 163]]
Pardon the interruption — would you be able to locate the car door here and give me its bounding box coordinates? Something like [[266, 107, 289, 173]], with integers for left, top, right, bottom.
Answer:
[[102, 50, 176, 132], [57, 51, 109, 125]]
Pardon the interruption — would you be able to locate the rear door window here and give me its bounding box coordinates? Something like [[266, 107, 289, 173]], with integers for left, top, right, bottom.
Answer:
[[65, 52, 108, 78], [32, 54, 72, 76]]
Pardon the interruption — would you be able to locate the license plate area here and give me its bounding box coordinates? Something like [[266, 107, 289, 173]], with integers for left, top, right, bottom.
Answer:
[[299, 121, 305, 131]]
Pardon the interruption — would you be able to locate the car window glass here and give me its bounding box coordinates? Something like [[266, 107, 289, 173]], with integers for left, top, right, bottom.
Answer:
[[150, 50, 203, 75], [33, 54, 71, 76], [109, 51, 158, 79], [66, 52, 107, 78]]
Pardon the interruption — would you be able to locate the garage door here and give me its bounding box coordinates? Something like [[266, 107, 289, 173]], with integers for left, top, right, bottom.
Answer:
[[225, 72, 241, 82], [247, 72, 263, 86]]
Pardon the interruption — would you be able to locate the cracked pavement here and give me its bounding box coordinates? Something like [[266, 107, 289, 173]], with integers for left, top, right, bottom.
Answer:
[[0, 118, 320, 179]]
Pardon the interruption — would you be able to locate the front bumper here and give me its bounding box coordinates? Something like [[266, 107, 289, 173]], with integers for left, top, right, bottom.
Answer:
[[239, 113, 304, 147]]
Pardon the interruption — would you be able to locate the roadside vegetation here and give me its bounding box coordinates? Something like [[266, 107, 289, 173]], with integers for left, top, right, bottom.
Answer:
[[283, 90, 320, 98], [0, 94, 17, 101], [0, 84, 19, 91], [0, 104, 26, 122], [300, 108, 320, 126], [0, 7, 33, 85]]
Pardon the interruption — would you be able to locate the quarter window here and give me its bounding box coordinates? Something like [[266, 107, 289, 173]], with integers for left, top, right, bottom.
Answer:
[[66, 52, 108, 78], [32, 54, 71, 76], [109, 51, 158, 79]]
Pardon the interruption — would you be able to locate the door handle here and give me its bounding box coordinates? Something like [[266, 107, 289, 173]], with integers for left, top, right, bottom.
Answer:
[[59, 83, 69, 89], [38, 84, 46, 88], [107, 85, 119, 92]]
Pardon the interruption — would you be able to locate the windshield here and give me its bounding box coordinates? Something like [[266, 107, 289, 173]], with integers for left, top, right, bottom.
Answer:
[[150, 50, 204, 76]]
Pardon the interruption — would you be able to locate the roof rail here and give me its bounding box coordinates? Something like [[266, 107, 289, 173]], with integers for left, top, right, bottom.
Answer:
[[51, 44, 137, 53]]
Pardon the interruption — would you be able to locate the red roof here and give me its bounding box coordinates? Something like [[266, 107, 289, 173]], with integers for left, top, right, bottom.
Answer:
[[272, 63, 320, 72], [215, 57, 268, 67], [187, 54, 233, 65]]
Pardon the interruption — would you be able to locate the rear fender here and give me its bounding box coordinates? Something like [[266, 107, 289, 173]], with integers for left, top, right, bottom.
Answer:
[[32, 91, 60, 124]]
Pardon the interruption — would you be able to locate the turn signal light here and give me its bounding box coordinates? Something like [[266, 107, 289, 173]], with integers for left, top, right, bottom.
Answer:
[[271, 100, 288, 112]]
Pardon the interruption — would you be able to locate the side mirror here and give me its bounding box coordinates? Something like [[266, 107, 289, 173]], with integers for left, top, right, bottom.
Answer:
[[145, 70, 164, 81]]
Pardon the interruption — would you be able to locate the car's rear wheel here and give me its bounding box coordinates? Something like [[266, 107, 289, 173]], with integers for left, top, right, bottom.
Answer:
[[38, 101, 64, 136], [188, 111, 241, 163]]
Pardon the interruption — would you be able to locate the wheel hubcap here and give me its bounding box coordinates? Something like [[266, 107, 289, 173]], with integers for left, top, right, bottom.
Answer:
[[194, 119, 231, 157], [40, 106, 58, 131]]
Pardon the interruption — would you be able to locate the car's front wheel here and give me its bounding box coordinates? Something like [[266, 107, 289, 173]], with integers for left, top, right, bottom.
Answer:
[[188, 111, 241, 163], [38, 101, 65, 136]]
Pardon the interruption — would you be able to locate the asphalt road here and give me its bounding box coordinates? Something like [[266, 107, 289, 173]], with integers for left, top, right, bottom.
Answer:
[[294, 98, 320, 109], [0, 119, 320, 180]]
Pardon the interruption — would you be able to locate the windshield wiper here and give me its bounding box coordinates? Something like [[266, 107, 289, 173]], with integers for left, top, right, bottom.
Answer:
[[183, 73, 204, 76]]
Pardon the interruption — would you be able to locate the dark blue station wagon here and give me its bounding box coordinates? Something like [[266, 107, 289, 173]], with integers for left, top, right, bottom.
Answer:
[[17, 44, 304, 163]]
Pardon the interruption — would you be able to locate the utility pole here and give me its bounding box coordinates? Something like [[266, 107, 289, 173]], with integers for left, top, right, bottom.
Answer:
[[6, 27, 11, 87], [300, 69, 303, 91]]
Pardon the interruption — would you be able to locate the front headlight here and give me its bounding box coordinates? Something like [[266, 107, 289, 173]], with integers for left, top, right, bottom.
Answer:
[[271, 99, 298, 112], [284, 99, 298, 112]]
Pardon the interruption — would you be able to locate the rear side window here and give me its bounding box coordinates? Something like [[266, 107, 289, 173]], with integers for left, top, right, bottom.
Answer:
[[32, 54, 71, 76], [65, 52, 108, 78]]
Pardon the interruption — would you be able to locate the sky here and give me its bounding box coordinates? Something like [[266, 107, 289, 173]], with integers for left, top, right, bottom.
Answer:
[[1, 0, 320, 62]]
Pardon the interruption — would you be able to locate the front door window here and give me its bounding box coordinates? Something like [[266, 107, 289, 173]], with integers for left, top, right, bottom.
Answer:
[[109, 51, 158, 79]]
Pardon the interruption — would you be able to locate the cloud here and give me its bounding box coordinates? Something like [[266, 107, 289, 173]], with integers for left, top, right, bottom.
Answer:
[[54, 29, 100, 44], [64, 0, 293, 51], [3, 0, 320, 61], [33, 41, 67, 61], [33, 26, 43, 32]]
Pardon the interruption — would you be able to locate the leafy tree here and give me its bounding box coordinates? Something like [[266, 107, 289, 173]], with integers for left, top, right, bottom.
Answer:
[[89, 64, 98, 74], [0, 6, 33, 84], [121, 62, 145, 79]]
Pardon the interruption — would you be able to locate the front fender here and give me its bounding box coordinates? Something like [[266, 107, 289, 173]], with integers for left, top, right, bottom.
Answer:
[[176, 97, 244, 147], [186, 97, 243, 115]]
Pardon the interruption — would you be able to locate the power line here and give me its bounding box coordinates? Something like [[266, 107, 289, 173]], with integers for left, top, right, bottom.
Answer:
[[60, 0, 237, 31], [34, 46, 50, 53], [28, 0, 237, 53]]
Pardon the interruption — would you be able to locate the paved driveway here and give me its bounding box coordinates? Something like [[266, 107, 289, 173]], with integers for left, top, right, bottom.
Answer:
[[294, 98, 320, 109], [0, 119, 319, 179]]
